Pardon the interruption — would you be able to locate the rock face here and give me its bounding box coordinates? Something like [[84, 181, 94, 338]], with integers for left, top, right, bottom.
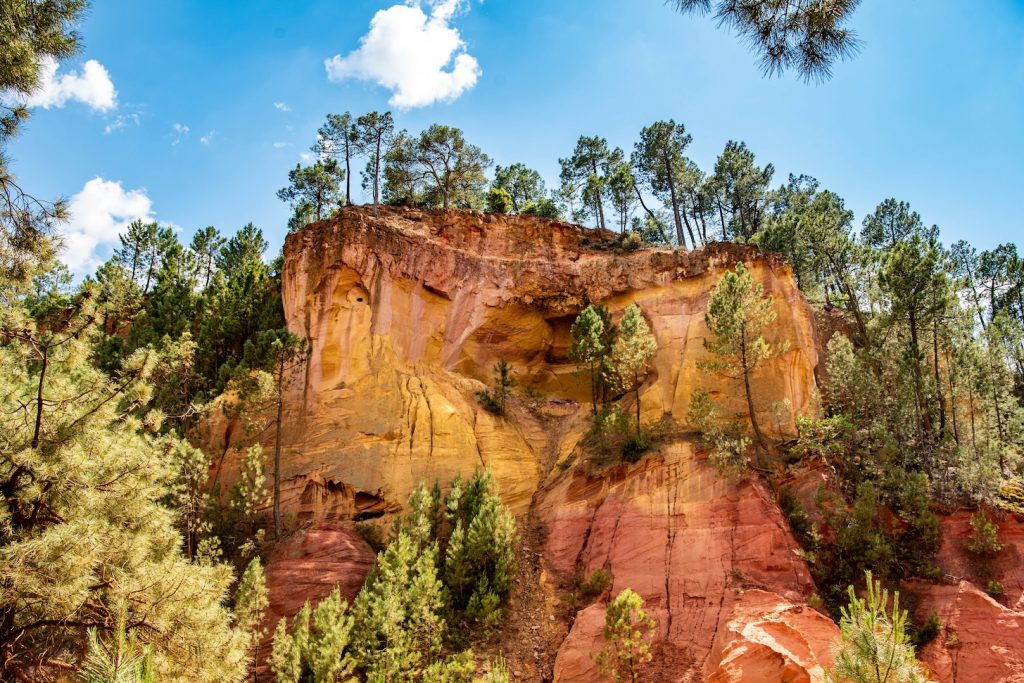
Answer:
[[204, 206, 829, 681], [911, 512, 1024, 683], [209, 206, 818, 521], [537, 441, 838, 682]]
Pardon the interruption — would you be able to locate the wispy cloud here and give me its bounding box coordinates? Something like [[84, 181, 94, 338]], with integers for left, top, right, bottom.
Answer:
[[171, 122, 190, 146], [200, 130, 216, 145], [324, 0, 481, 108], [273, 141, 291, 149], [22, 55, 117, 111], [104, 112, 140, 134], [274, 101, 292, 112]]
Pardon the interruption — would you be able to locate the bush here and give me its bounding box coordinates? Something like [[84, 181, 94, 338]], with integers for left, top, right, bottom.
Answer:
[[477, 358, 515, 416], [486, 187, 513, 214], [965, 509, 1004, 557], [911, 610, 941, 646], [578, 568, 613, 599], [986, 580, 1005, 597], [688, 388, 753, 477], [779, 488, 819, 552]]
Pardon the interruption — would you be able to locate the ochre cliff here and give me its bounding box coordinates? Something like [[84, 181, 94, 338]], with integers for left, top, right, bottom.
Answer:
[[265, 207, 815, 516], [198, 207, 1024, 681]]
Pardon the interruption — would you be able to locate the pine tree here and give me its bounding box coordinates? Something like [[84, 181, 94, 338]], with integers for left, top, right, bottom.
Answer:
[[570, 304, 615, 414], [609, 304, 658, 441], [234, 558, 270, 674], [594, 588, 655, 683], [0, 287, 249, 680], [825, 572, 929, 683], [700, 262, 787, 463], [351, 529, 446, 681]]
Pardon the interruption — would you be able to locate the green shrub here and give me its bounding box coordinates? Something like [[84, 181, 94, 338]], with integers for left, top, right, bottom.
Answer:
[[965, 509, 1004, 557], [353, 521, 386, 552], [986, 580, 1004, 597], [486, 187, 513, 214], [594, 588, 655, 683], [825, 571, 929, 683], [478, 358, 516, 416], [578, 568, 613, 599], [911, 610, 941, 646]]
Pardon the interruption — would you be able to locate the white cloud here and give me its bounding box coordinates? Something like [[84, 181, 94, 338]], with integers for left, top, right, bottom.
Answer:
[[200, 130, 216, 145], [62, 178, 153, 273], [172, 122, 189, 146], [324, 0, 480, 108], [273, 141, 291, 149], [104, 112, 140, 134], [274, 101, 291, 112], [22, 55, 117, 111], [299, 151, 315, 163]]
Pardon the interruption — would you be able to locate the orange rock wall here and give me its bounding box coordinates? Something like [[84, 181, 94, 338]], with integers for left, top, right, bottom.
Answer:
[[243, 207, 818, 523], [206, 207, 830, 681]]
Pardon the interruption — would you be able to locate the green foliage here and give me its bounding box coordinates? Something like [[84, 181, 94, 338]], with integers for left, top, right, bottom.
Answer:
[[352, 529, 445, 680], [384, 124, 492, 209], [578, 568, 613, 599], [77, 609, 155, 683], [477, 656, 511, 683], [0, 290, 249, 680], [696, 263, 786, 462], [261, 471, 519, 680], [594, 588, 656, 683], [569, 304, 614, 413], [825, 572, 929, 683], [609, 304, 658, 441], [485, 187, 513, 214], [277, 159, 346, 227], [632, 119, 697, 248], [234, 557, 270, 671], [521, 197, 561, 220], [492, 162, 547, 213], [477, 358, 516, 416], [688, 388, 752, 476], [270, 588, 357, 683], [442, 471, 518, 621], [669, 0, 861, 82], [708, 141, 774, 241], [353, 111, 397, 208], [965, 509, 1004, 557]]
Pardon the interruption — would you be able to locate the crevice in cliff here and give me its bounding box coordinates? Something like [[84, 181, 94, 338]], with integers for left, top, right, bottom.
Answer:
[[471, 408, 487, 470], [573, 484, 608, 581], [664, 459, 679, 636]]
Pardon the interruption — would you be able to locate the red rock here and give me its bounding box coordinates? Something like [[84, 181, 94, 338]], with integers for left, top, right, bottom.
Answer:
[[911, 511, 1024, 682], [914, 581, 1024, 683], [257, 523, 375, 673], [541, 441, 827, 682], [708, 590, 838, 683]]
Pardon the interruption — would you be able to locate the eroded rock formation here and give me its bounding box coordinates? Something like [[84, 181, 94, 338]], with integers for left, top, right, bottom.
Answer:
[[204, 206, 1024, 681]]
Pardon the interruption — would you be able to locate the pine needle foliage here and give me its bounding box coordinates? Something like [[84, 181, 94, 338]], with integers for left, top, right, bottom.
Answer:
[[825, 572, 929, 683], [594, 588, 656, 683]]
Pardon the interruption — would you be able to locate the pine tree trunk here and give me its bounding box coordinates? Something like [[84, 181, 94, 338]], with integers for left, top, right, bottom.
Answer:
[[665, 155, 685, 248], [740, 329, 767, 465], [32, 347, 48, 450]]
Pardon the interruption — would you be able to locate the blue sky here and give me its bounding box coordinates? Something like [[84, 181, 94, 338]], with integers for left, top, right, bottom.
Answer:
[[10, 0, 1024, 272]]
